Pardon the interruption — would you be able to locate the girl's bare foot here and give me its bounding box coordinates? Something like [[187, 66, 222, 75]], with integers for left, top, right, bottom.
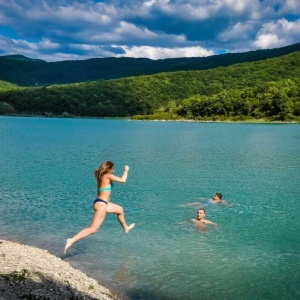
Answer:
[[64, 238, 73, 254], [125, 223, 135, 233]]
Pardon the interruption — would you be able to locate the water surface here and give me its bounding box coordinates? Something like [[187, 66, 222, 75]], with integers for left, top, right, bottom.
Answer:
[[1, 117, 299, 299]]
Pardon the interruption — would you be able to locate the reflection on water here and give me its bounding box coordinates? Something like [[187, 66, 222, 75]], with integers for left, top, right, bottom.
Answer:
[[1, 117, 300, 300]]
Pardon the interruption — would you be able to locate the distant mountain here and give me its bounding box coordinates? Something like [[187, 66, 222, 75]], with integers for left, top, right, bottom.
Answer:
[[2, 54, 45, 62], [0, 42, 300, 87]]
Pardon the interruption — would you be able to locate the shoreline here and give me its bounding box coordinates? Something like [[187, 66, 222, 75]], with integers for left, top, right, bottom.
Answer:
[[1, 114, 299, 124], [0, 239, 119, 300], [129, 118, 300, 124]]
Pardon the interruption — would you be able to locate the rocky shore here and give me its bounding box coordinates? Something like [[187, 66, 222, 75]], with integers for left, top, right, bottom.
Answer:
[[0, 240, 117, 300]]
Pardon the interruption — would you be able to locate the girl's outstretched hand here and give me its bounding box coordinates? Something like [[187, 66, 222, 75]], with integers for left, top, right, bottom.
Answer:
[[124, 165, 129, 171]]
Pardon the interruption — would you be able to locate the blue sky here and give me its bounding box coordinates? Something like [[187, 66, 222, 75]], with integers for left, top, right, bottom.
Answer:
[[0, 0, 299, 61]]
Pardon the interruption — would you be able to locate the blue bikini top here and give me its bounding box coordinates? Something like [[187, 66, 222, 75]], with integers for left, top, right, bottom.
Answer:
[[98, 182, 114, 192]]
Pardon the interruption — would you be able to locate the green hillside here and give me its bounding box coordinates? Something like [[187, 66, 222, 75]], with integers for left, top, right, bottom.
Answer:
[[0, 51, 299, 121], [0, 42, 299, 86], [0, 80, 19, 91]]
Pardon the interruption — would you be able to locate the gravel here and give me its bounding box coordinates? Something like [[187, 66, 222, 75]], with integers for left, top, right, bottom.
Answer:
[[0, 240, 118, 300]]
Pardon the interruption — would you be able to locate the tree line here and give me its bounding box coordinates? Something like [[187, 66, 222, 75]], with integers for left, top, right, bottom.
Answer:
[[0, 51, 299, 122]]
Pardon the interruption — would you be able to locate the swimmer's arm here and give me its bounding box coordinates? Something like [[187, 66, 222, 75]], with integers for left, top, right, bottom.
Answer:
[[108, 165, 129, 183], [184, 202, 208, 207], [178, 220, 188, 224], [186, 202, 199, 206], [205, 220, 217, 225]]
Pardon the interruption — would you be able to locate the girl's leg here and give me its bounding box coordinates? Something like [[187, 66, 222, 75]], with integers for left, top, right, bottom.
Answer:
[[64, 204, 107, 254], [106, 202, 135, 233]]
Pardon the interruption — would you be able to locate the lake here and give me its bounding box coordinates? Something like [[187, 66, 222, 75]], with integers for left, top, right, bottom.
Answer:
[[0, 116, 299, 299]]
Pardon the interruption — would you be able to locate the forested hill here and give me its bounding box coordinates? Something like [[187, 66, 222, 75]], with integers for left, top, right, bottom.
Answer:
[[0, 42, 300, 86], [0, 80, 19, 91], [1, 50, 299, 122]]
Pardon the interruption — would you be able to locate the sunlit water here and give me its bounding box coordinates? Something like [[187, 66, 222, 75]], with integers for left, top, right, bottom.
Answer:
[[1, 116, 299, 300]]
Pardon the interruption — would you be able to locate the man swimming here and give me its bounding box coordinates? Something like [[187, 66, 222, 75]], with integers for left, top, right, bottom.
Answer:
[[192, 208, 216, 225], [208, 193, 226, 204], [191, 208, 217, 231]]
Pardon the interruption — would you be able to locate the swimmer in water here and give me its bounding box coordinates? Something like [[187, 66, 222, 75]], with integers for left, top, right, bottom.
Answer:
[[64, 161, 135, 254], [192, 208, 216, 230], [183, 192, 226, 208], [207, 193, 227, 205]]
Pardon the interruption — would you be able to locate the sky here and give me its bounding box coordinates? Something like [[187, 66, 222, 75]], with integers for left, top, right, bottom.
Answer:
[[0, 0, 299, 62]]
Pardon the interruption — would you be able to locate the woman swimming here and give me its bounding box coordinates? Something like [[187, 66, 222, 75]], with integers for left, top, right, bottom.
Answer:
[[64, 161, 135, 254]]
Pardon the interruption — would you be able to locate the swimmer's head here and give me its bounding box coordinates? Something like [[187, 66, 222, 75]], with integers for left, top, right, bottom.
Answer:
[[213, 193, 222, 200], [197, 208, 206, 220]]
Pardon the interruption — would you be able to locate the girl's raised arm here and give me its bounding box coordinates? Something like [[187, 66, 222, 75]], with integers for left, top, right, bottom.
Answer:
[[108, 165, 129, 183]]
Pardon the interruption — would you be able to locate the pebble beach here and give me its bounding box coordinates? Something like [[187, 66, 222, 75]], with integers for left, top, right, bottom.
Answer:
[[0, 240, 117, 300]]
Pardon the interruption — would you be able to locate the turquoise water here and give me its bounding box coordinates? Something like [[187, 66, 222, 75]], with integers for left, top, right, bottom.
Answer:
[[1, 116, 299, 300]]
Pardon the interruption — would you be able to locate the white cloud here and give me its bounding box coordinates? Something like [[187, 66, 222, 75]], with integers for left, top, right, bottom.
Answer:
[[116, 21, 158, 39], [113, 21, 190, 46], [254, 18, 300, 48], [154, 0, 258, 21], [0, 35, 38, 58], [0, 35, 93, 61], [223, 0, 254, 14], [219, 21, 255, 42], [39, 38, 60, 50], [253, 33, 283, 49], [144, 0, 157, 8], [279, 18, 300, 35], [0, 0, 299, 61], [114, 45, 214, 59], [279, 0, 300, 14]]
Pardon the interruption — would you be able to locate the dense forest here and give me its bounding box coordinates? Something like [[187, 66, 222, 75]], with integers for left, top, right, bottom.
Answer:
[[0, 42, 299, 86], [0, 49, 299, 122]]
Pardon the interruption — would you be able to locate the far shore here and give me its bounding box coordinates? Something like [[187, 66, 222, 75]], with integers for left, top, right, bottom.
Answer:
[[129, 118, 300, 124], [1, 114, 299, 124], [0, 239, 118, 300]]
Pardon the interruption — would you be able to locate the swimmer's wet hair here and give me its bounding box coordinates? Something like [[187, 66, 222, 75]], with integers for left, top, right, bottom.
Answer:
[[216, 193, 222, 199], [197, 208, 206, 213]]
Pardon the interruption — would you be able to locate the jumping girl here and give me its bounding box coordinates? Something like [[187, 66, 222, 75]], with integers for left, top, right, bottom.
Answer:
[[64, 161, 135, 254]]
